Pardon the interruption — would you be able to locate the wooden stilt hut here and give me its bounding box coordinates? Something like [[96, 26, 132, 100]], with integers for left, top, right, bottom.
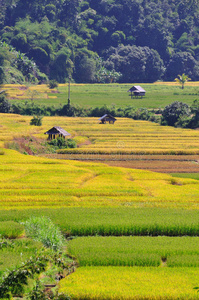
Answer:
[[128, 86, 146, 99], [99, 114, 116, 124], [44, 126, 71, 140]]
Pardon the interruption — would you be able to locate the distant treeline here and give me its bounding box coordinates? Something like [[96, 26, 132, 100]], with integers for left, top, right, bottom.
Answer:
[[0, 0, 199, 84], [1, 93, 199, 129]]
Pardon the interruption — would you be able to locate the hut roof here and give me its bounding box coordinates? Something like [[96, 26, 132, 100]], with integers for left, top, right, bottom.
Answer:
[[99, 114, 116, 121], [127, 86, 146, 93], [44, 126, 71, 136]]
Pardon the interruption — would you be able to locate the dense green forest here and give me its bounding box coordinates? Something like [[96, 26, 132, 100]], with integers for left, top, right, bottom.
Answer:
[[0, 0, 199, 83]]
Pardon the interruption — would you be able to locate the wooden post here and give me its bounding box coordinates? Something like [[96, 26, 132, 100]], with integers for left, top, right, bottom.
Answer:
[[68, 76, 71, 106]]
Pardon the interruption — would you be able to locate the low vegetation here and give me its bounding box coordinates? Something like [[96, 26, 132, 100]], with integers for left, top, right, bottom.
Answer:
[[0, 217, 75, 299], [0, 221, 24, 238], [2, 114, 199, 156], [24, 216, 64, 251], [0, 238, 43, 275]]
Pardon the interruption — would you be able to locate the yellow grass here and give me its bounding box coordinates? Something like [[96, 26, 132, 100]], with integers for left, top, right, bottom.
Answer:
[[154, 81, 199, 86]]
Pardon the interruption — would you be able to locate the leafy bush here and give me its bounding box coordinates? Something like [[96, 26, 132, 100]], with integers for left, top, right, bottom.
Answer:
[[48, 137, 76, 149], [30, 115, 43, 126], [23, 216, 64, 251], [48, 79, 58, 89], [0, 94, 11, 113], [0, 254, 48, 299], [161, 101, 191, 126], [175, 115, 192, 128], [28, 280, 47, 300]]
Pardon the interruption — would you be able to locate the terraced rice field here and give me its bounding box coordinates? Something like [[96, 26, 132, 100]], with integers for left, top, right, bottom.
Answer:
[[59, 267, 199, 299], [1, 149, 199, 209], [0, 207, 199, 237], [67, 236, 199, 267], [1, 112, 199, 299], [1, 114, 199, 172]]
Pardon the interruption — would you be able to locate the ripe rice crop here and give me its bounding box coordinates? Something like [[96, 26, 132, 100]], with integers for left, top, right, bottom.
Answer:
[[59, 266, 199, 299], [2, 114, 199, 156], [67, 236, 199, 267], [1, 149, 199, 209]]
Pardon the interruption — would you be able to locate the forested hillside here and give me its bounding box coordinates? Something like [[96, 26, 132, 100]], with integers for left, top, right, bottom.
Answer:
[[0, 0, 199, 83]]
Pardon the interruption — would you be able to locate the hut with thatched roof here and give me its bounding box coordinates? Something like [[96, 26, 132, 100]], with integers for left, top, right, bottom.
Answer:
[[99, 114, 116, 124], [44, 126, 71, 140], [128, 86, 146, 98]]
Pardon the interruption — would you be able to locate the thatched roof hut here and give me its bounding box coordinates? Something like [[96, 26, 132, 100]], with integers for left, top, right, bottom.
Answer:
[[99, 114, 116, 124], [128, 86, 146, 98], [44, 126, 71, 140]]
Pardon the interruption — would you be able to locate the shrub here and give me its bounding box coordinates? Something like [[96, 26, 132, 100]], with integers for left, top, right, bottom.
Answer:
[[30, 115, 43, 126], [23, 216, 64, 251], [48, 137, 77, 149], [0, 255, 48, 299], [28, 281, 47, 300], [0, 94, 11, 113], [161, 101, 191, 126], [175, 115, 192, 128], [66, 138, 77, 148], [48, 80, 58, 89]]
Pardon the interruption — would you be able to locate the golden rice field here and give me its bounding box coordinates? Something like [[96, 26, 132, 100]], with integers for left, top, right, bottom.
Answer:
[[59, 266, 199, 299], [2, 114, 199, 154], [1, 148, 199, 209], [1, 113, 199, 299], [1, 113, 199, 172]]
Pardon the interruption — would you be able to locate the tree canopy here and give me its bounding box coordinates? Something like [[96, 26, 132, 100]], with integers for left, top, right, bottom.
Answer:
[[0, 0, 199, 83]]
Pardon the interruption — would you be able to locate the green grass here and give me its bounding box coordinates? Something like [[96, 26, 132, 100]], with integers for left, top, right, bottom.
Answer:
[[0, 207, 199, 237], [0, 239, 43, 276], [0, 221, 24, 238], [171, 173, 199, 180], [8, 83, 199, 109], [67, 236, 199, 267], [59, 266, 199, 299]]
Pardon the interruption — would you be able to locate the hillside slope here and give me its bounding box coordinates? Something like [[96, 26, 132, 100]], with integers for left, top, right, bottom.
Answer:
[[0, 0, 199, 83]]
